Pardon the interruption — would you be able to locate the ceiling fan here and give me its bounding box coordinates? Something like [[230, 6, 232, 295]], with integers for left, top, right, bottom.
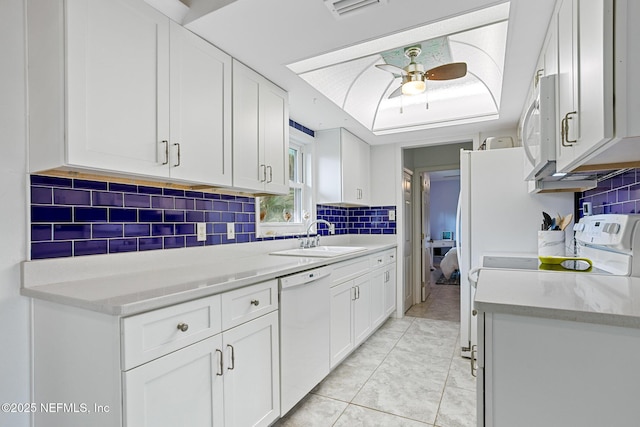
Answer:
[[376, 46, 467, 98]]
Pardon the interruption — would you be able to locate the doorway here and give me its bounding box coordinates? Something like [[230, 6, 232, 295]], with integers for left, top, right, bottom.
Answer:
[[426, 170, 460, 283]]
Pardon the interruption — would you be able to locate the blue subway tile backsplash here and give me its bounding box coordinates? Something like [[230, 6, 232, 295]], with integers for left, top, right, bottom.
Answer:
[[578, 168, 640, 216], [29, 175, 397, 259]]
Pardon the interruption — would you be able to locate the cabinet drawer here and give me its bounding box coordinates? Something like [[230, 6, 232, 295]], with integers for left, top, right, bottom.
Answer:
[[370, 249, 396, 269], [121, 295, 222, 370], [331, 257, 370, 286], [221, 280, 278, 330]]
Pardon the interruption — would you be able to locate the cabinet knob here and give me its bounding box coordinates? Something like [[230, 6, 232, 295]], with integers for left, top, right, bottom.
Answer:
[[177, 322, 189, 332], [250, 299, 260, 306]]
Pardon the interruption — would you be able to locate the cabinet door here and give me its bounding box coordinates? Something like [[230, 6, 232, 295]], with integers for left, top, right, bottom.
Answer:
[[556, 0, 614, 172], [262, 82, 289, 194], [169, 22, 232, 186], [330, 280, 354, 368], [123, 334, 224, 427], [370, 268, 386, 329], [556, 0, 578, 169], [66, 0, 170, 177], [341, 130, 361, 204], [232, 60, 263, 192], [223, 311, 280, 427], [353, 274, 372, 346], [340, 130, 370, 205], [357, 138, 371, 205], [384, 264, 397, 316]]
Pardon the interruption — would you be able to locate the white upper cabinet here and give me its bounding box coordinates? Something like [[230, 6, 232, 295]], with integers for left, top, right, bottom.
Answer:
[[555, 0, 614, 172], [316, 128, 371, 206], [169, 22, 232, 186], [28, 0, 232, 186], [232, 60, 289, 195]]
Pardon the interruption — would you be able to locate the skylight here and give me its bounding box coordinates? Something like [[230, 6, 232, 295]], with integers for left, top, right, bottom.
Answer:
[[286, 3, 510, 135]]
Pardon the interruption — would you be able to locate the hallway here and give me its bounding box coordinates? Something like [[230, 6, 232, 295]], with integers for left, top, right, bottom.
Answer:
[[276, 277, 474, 427]]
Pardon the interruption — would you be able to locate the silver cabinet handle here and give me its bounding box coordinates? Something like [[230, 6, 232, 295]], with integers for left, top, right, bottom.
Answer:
[[227, 344, 235, 370], [215, 349, 223, 376], [470, 345, 477, 377], [355, 285, 360, 300], [260, 164, 267, 182], [534, 68, 544, 88], [173, 142, 181, 167], [266, 165, 273, 183], [250, 299, 260, 306], [177, 322, 189, 332], [561, 111, 577, 146], [161, 140, 169, 165]]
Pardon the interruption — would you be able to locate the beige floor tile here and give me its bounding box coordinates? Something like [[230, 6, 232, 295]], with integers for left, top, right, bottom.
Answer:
[[334, 404, 434, 427], [434, 386, 477, 427], [275, 394, 347, 427]]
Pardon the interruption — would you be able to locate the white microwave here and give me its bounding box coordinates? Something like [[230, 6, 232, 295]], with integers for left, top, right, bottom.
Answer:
[[521, 74, 556, 180]]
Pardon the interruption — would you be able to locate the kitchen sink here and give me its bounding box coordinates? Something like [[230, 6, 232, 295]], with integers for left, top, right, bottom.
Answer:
[[270, 246, 367, 258]]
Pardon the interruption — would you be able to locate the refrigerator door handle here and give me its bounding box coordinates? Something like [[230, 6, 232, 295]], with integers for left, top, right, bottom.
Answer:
[[468, 266, 482, 289], [455, 193, 462, 266], [521, 99, 538, 166]]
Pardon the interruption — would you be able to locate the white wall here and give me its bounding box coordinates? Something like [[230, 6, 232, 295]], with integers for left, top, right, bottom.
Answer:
[[0, 1, 31, 426], [429, 179, 460, 240]]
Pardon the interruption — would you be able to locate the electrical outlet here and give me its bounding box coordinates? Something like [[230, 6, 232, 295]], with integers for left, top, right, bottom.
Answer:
[[389, 210, 396, 221], [196, 223, 206, 241], [227, 222, 235, 240]]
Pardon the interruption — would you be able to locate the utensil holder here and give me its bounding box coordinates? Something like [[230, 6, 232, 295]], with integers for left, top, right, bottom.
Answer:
[[538, 230, 565, 256]]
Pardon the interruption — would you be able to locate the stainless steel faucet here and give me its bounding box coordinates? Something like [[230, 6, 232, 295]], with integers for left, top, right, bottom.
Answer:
[[302, 219, 334, 248]]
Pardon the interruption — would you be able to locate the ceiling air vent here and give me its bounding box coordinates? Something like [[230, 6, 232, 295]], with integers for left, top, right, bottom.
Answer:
[[324, 0, 388, 19]]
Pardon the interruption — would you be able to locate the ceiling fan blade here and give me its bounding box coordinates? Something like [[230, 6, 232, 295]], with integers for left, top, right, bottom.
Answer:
[[388, 85, 403, 99], [376, 63, 408, 76], [425, 62, 467, 80]]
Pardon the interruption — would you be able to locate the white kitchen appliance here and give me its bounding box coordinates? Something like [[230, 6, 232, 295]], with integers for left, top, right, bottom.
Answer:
[[279, 266, 332, 415], [521, 75, 556, 180], [457, 147, 574, 358]]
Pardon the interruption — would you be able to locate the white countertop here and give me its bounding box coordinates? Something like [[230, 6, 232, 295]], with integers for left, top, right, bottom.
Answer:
[[21, 237, 396, 316], [474, 268, 640, 328]]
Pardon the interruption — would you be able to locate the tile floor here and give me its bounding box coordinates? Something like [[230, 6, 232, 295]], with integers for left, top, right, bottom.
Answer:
[[275, 277, 476, 427]]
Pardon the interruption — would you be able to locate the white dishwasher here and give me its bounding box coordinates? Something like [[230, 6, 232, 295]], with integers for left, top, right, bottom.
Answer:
[[279, 266, 332, 415]]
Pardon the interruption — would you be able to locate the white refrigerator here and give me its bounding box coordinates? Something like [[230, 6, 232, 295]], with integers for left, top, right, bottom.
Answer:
[[457, 147, 574, 358]]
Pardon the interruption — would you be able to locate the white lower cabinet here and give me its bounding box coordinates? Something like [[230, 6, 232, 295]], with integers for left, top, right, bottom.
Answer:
[[330, 280, 356, 367], [222, 311, 279, 427], [329, 275, 371, 368], [124, 311, 279, 427], [124, 335, 225, 427], [329, 249, 396, 368], [32, 280, 279, 427], [478, 311, 640, 426], [352, 275, 372, 347]]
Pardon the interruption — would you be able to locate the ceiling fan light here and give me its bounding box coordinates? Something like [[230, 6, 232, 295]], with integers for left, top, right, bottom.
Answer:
[[402, 79, 426, 95]]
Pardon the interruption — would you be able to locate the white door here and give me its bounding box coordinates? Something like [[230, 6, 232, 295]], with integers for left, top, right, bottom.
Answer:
[[222, 311, 280, 427], [352, 275, 371, 346], [421, 172, 432, 300], [232, 60, 262, 191], [556, 0, 578, 170], [384, 264, 397, 316], [262, 83, 289, 194], [123, 335, 224, 427], [330, 280, 354, 368], [341, 131, 361, 204], [66, 0, 170, 176], [369, 268, 386, 329], [403, 170, 414, 312], [169, 22, 232, 186]]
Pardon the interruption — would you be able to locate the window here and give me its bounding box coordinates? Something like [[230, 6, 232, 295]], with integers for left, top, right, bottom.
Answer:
[[256, 129, 314, 237]]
